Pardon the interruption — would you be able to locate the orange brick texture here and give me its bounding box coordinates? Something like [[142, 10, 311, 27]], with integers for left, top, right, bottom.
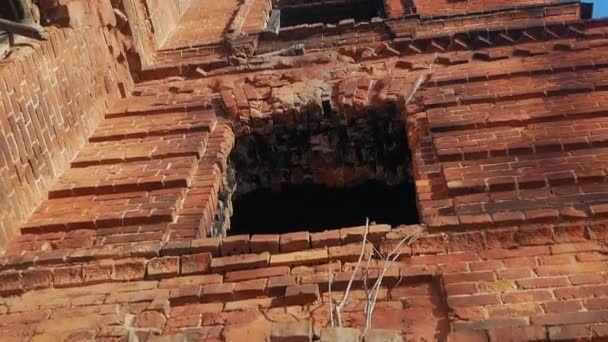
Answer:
[[0, 25, 131, 246], [2, 0, 608, 341]]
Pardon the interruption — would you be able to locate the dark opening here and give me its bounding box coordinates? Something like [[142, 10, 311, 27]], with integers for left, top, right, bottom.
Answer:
[[279, 0, 382, 27], [229, 181, 419, 235], [225, 104, 419, 236]]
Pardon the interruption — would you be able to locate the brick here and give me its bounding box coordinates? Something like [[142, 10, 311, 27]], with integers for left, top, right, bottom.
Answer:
[[311, 230, 341, 248], [411, 252, 478, 265], [52, 265, 83, 287], [321, 327, 360, 342], [447, 331, 488, 342], [516, 277, 570, 289], [0, 270, 21, 295], [159, 274, 223, 289], [550, 241, 601, 255], [191, 238, 221, 256], [83, 262, 113, 284], [502, 290, 553, 303], [234, 278, 267, 299], [478, 280, 515, 293], [443, 271, 496, 284], [211, 252, 270, 272], [549, 325, 590, 340], [113, 259, 146, 281], [486, 327, 547, 342], [479, 246, 550, 260], [569, 273, 606, 285], [21, 268, 52, 290], [280, 231, 310, 253], [267, 275, 297, 296], [487, 302, 543, 318], [555, 284, 608, 300], [535, 262, 608, 276], [270, 321, 312, 342], [447, 294, 501, 307], [445, 283, 479, 296], [202, 283, 235, 302], [250, 235, 279, 253], [447, 231, 486, 252], [285, 284, 320, 305], [452, 317, 529, 331], [270, 249, 329, 267], [169, 286, 201, 305], [531, 310, 608, 326], [542, 300, 582, 313], [181, 253, 212, 275], [224, 266, 290, 282], [134, 311, 167, 333], [362, 329, 402, 342], [497, 268, 533, 280], [221, 234, 250, 256], [160, 240, 191, 256], [147, 256, 180, 278]]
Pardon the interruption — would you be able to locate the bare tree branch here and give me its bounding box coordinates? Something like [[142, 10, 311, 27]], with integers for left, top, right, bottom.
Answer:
[[335, 217, 370, 327]]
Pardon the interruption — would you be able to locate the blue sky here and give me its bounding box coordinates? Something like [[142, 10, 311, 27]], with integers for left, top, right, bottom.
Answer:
[[585, 0, 608, 18]]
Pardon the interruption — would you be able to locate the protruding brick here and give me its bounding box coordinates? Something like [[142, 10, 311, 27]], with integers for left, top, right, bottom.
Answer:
[[202, 283, 235, 302], [270, 320, 312, 342], [280, 231, 310, 253], [321, 327, 360, 342], [250, 234, 280, 253], [113, 259, 146, 281], [191, 238, 221, 256], [147, 256, 180, 278], [181, 253, 212, 275], [311, 230, 341, 248], [53, 265, 83, 288], [285, 284, 320, 305], [0, 270, 22, 295], [267, 275, 297, 296], [221, 234, 250, 256], [211, 252, 270, 272], [363, 329, 402, 342]]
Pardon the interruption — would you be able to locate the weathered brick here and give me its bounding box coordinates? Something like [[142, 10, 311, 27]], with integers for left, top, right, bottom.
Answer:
[[22, 268, 52, 290], [202, 283, 235, 302], [53, 265, 83, 287], [447, 294, 501, 307], [181, 253, 212, 275], [221, 234, 250, 256], [191, 238, 221, 256], [280, 231, 310, 253], [502, 290, 553, 303], [270, 320, 312, 342], [271, 249, 329, 267], [310, 230, 341, 248], [113, 259, 146, 281], [224, 266, 290, 282], [234, 279, 267, 299], [83, 262, 113, 284], [211, 252, 270, 272], [250, 234, 280, 254], [285, 284, 320, 305], [0, 270, 22, 294], [147, 256, 180, 278]]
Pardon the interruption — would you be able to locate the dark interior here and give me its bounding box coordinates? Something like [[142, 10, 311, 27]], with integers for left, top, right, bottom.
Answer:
[[279, 0, 381, 27], [0, 0, 24, 21], [229, 180, 419, 235]]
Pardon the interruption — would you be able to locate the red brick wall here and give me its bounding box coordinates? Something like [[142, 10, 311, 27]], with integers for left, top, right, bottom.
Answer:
[[414, 0, 560, 16], [0, 26, 131, 247], [146, 0, 193, 47]]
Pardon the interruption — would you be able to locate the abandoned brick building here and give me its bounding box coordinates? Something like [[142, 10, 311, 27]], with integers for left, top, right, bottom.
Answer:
[[1, 0, 608, 340]]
